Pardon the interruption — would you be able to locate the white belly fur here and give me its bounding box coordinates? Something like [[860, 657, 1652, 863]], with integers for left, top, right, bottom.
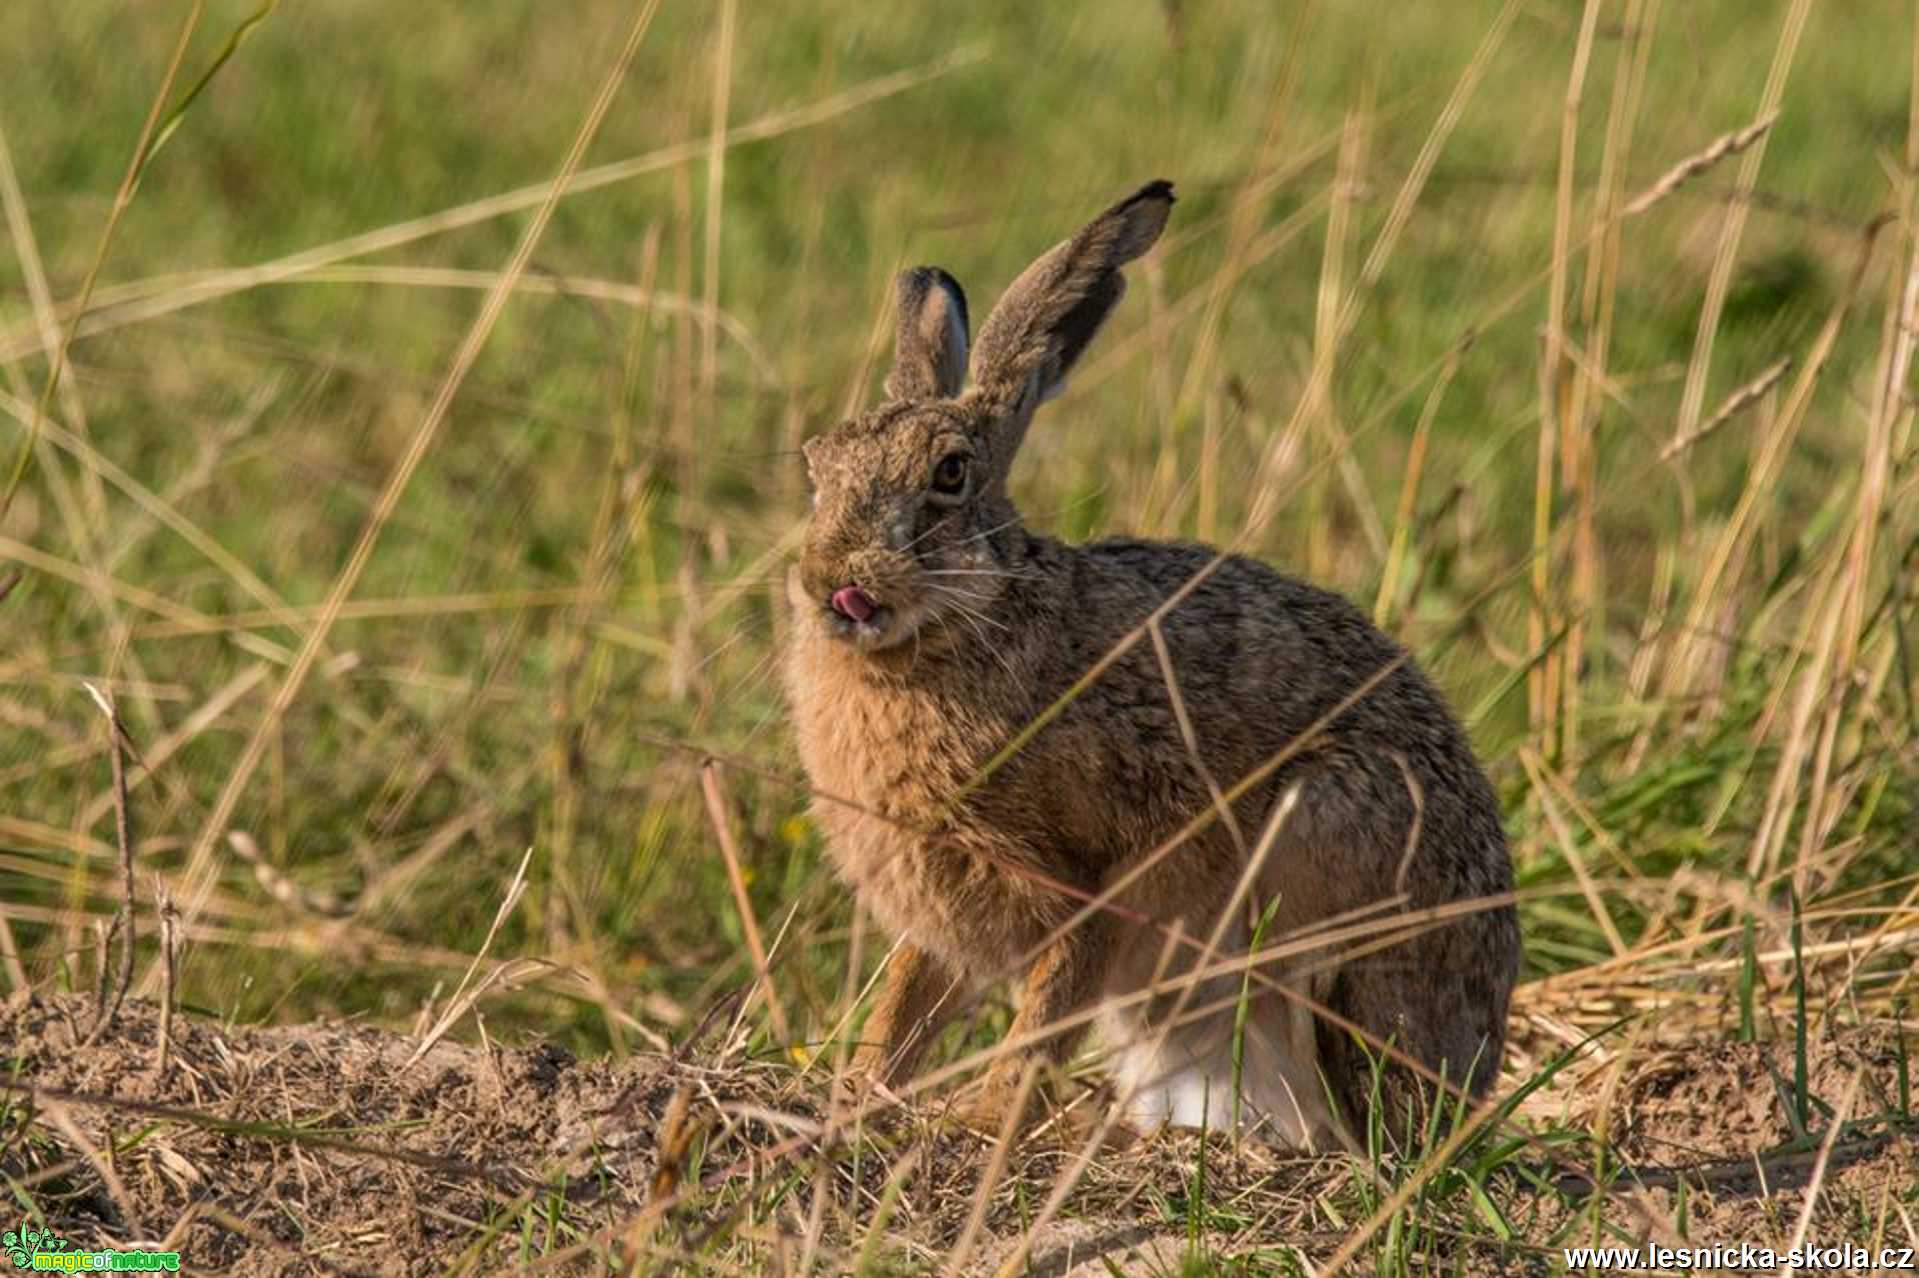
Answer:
[[1095, 937, 1351, 1150]]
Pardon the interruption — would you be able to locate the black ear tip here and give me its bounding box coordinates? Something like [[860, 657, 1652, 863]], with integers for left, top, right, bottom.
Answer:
[[928, 266, 966, 295], [899, 265, 970, 341], [902, 264, 965, 291], [894, 262, 967, 301], [1137, 178, 1176, 204]]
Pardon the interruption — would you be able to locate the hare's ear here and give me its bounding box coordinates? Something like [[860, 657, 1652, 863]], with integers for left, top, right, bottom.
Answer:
[[968, 180, 1174, 433], [884, 267, 970, 401]]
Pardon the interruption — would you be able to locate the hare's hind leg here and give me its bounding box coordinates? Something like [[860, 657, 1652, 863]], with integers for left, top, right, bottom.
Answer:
[[1235, 968, 1351, 1149], [1314, 932, 1513, 1148]]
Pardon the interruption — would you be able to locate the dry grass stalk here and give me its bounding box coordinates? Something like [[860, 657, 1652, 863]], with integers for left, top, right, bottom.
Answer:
[[402, 846, 538, 1070], [1358, 0, 1521, 289], [1150, 17, 1310, 531], [79, 682, 135, 1045], [647, 1084, 698, 1207], [1650, 213, 1887, 765], [38, 1097, 142, 1238], [701, 0, 737, 406], [1519, 748, 1626, 957], [1658, 356, 1792, 461], [1669, 0, 1809, 479], [242, 266, 774, 376], [1313, 105, 1386, 565], [0, 389, 355, 630], [1796, 188, 1919, 878], [1147, 618, 1247, 854], [0, 1, 201, 527], [973, 797, 1308, 1253], [75, 663, 269, 830], [1619, 110, 1781, 219], [156, 0, 665, 962], [90, 919, 109, 1009], [1532, 0, 1603, 762], [701, 761, 793, 1045], [1563, 0, 1660, 763], [939, 1057, 1041, 1278], [1242, 4, 1519, 549], [0, 531, 227, 637], [1374, 346, 1460, 628], [1783, 1068, 1862, 1269], [0, 120, 103, 529], [1166, 14, 1310, 422], [1010, 651, 1410, 969], [0, 914, 23, 991]]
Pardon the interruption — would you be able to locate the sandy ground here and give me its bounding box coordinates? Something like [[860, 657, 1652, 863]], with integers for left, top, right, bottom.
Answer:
[[3, 990, 1913, 1275]]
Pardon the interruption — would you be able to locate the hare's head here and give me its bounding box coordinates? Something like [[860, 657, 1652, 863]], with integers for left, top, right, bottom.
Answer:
[[795, 180, 1174, 652]]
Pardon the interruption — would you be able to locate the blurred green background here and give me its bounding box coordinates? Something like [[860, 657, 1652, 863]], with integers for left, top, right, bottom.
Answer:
[[1, 1, 1912, 1056]]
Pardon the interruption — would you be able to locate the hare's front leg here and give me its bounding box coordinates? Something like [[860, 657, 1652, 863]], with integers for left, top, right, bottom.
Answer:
[[954, 913, 1113, 1134], [849, 943, 964, 1089]]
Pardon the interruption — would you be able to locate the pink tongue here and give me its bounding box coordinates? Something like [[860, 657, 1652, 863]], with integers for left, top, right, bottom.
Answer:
[[831, 585, 877, 622]]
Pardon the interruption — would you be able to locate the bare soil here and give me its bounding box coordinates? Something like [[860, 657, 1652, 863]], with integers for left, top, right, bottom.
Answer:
[[3, 991, 1912, 1275]]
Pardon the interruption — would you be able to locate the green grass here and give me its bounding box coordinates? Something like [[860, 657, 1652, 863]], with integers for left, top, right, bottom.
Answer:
[[2, 0, 1916, 1270]]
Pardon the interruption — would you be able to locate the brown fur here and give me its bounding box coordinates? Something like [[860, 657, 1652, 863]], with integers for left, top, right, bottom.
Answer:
[[784, 181, 1518, 1143]]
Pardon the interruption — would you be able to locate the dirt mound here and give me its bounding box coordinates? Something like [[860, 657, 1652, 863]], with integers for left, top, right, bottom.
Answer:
[[3, 992, 1913, 1275], [1611, 1032, 1911, 1165], [2, 992, 769, 1275]]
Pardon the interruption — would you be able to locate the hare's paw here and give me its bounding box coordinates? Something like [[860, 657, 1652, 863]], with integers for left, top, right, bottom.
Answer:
[[939, 1072, 1029, 1139], [940, 1077, 1146, 1154], [826, 1060, 911, 1126]]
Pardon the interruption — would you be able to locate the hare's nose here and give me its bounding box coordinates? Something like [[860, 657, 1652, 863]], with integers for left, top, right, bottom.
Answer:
[[830, 585, 878, 622]]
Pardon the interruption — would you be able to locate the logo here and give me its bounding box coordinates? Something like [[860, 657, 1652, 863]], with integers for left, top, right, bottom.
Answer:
[[4, 1219, 181, 1272]]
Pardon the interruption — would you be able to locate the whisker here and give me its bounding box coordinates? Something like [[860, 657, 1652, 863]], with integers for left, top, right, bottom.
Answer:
[[899, 516, 950, 554], [920, 567, 1043, 581], [925, 581, 1001, 605], [956, 514, 1024, 546], [937, 593, 1011, 634], [937, 598, 1021, 682]]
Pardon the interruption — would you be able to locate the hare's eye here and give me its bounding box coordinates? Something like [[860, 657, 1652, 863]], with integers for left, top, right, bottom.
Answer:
[[930, 452, 969, 496]]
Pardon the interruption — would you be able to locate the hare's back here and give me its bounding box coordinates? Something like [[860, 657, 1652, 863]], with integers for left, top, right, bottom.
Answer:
[[1071, 536, 1415, 723], [1066, 536, 1502, 836]]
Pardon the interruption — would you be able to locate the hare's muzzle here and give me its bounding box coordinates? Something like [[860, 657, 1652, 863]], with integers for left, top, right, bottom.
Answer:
[[830, 585, 879, 623]]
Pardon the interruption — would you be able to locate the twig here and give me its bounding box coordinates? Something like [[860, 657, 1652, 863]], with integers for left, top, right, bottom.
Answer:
[[91, 918, 111, 1009], [81, 682, 136, 1043], [0, 565, 21, 604], [154, 876, 176, 1075]]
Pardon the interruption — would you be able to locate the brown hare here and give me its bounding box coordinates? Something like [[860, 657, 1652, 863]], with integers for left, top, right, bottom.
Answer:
[[784, 180, 1517, 1147]]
